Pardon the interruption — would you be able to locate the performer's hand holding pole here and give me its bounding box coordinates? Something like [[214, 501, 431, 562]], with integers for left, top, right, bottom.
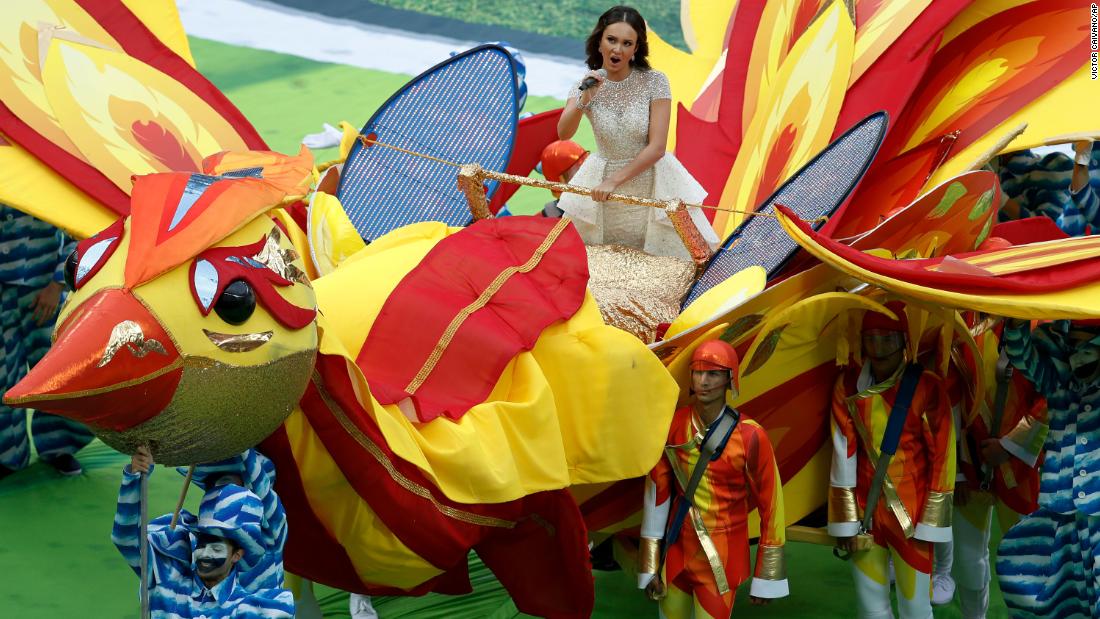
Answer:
[[131, 446, 154, 619]]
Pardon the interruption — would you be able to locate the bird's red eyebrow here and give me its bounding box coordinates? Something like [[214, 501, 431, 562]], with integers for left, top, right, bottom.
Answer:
[[73, 217, 126, 289], [189, 235, 316, 329]]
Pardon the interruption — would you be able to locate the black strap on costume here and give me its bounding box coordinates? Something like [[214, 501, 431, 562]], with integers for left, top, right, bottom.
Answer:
[[860, 363, 923, 534], [981, 348, 1014, 490], [660, 406, 740, 565]]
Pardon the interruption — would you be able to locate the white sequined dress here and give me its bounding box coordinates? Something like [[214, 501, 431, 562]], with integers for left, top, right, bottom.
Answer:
[[557, 68, 719, 258]]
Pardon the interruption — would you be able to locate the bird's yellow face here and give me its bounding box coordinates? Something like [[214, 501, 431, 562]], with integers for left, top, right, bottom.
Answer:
[[7, 214, 319, 465]]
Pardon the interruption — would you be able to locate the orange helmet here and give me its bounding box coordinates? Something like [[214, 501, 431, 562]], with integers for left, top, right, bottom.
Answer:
[[540, 140, 588, 196], [977, 236, 1012, 251], [690, 340, 740, 389], [862, 300, 908, 333]]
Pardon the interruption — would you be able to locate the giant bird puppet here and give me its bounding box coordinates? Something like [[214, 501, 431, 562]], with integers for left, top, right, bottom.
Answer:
[[1, 1, 1098, 617]]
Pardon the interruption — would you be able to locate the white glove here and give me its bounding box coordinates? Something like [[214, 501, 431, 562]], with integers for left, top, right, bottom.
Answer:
[[1074, 140, 1093, 166], [302, 123, 343, 149]]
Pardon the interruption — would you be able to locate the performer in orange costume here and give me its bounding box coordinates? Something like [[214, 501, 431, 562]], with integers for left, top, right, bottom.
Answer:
[[829, 302, 955, 619], [963, 324, 1047, 517], [638, 339, 788, 618], [932, 321, 1048, 617]]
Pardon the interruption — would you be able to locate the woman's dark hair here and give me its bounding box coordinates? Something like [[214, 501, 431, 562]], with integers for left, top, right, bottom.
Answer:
[[585, 6, 650, 70]]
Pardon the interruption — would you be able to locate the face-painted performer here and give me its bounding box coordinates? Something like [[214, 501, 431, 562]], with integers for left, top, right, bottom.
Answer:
[[638, 339, 788, 618], [114, 446, 294, 618], [929, 317, 1048, 617], [829, 301, 955, 619], [996, 317, 1100, 618]]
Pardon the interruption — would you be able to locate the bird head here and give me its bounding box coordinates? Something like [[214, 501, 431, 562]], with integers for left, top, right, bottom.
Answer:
[[4, 149, 319, 465]]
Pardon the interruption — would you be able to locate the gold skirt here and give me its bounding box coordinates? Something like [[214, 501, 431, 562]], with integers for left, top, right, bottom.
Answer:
[[586, 244, 695, 343]]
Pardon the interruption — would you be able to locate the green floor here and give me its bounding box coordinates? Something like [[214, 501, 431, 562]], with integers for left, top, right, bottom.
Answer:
[[363, 0, 687, 49], [0, 37, 1013, 618], [0, 441, 1010, 618]]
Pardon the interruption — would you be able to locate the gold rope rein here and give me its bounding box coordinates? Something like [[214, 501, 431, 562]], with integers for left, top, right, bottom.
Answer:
[[355, 134, 828, 225]]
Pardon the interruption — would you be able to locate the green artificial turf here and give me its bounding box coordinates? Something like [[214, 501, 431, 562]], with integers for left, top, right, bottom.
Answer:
[[0, 438, 1010, 618], [0, 440, 202, 619], [188, 37, 595, 216], [365, 0, 688, 50], [311, 536, 1012, 618]]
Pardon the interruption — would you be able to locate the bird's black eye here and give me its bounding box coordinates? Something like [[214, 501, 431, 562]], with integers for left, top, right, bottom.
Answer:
[[63, 250, 78, 291], [213, 280, 256, 325]]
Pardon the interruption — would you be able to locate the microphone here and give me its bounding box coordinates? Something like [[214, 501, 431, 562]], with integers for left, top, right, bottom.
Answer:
[[576, 69, 602, 91]]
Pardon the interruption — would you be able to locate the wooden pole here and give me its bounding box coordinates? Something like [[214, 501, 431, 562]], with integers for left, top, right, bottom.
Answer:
[[170, 465, 195, 530], [139, 470, 150, 619]]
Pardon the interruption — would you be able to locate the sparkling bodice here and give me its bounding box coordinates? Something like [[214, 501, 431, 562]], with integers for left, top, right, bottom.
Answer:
[[558, 67, 716, 259], [568, 68, 671, 162]]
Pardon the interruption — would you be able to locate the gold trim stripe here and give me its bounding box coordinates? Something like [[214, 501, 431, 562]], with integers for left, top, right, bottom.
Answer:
[[982, 249, 1100, 275], [964, 235, 1100, 266], [5, 358, 185, 404], [312, 371, 516, 529], [404, 218, 571, 395]]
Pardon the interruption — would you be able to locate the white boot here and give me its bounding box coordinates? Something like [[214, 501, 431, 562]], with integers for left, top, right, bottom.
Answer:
[[351, 593, 380, 619], [931, 573, 956, 606], [293, 579, 323, 619]]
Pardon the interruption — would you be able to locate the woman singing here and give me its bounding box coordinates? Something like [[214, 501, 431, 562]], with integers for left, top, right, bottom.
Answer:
[[557, 5, 719, 259]]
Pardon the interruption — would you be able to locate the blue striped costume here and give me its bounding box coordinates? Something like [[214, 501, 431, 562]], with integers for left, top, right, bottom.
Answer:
[[996, 321, 1100, 618], [0, 204, 92, 470], [996, 146, 1100, 236], [113, 449, 294, 618]]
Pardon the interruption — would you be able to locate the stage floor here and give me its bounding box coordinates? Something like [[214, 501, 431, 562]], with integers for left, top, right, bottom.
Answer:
[[0, 440, 1008, 618]]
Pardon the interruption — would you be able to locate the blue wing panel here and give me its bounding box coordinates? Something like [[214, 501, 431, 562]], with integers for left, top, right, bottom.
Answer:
[[338, 45, 519, 241], [683, 112, 888, 308]]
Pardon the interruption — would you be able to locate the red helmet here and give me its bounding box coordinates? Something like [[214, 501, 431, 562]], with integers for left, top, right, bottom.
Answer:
[[540, 140, 588, 196], [977, 236, 1012, 251], [862, 300, 908, 334], [690, 340, 740, 389]]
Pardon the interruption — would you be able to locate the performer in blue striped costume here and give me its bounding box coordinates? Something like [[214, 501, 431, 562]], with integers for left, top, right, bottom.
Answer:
[[996, 319, 1100, 618], [113, 446, 294, 618], [996, 141, 1099, 236], [0, 204, 92, 478]]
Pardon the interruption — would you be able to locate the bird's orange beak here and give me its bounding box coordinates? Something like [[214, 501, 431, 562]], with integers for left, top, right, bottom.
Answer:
[[4, 288, 182, 432]]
